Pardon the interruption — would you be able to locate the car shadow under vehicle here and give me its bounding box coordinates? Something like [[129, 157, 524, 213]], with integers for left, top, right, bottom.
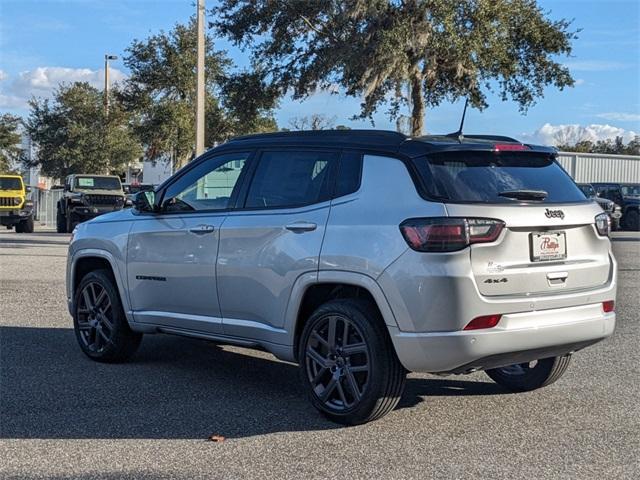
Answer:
[[1, 326, 504, 440]]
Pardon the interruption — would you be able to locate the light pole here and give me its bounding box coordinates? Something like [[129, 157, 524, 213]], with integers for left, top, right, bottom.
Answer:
[[195, 0, 206, 157], [104, 54, 118, 116]]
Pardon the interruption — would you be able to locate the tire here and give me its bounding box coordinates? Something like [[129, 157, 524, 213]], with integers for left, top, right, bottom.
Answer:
[[485, 355, 572, 392], [16, 216, 34, 233], [56, 209, 67, 233], [66, 211, 77, 233], [298, 298, 406, 425], [73, 269, 142, 363], [624, 209, 640, 231]]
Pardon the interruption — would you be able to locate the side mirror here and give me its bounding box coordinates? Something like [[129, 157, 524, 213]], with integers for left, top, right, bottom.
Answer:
[[134, 190, 155, 212]]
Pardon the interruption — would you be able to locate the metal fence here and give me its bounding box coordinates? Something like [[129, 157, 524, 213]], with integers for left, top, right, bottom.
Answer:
[[33, 188, 64, 229], [556, 152, 640, 183]]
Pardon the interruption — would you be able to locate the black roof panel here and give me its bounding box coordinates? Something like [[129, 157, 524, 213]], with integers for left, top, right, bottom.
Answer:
[[216, 129, 555, 157]]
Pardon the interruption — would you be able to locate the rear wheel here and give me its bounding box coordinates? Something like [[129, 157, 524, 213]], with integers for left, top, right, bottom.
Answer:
[[298, 299, 406, 425], [485, 355, 572, 392], [73, 269, 142, 362], [625, 209, 639, 231]]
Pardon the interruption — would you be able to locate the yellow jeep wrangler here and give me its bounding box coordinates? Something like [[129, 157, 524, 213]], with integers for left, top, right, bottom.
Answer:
[[0, 174, 35, 233]]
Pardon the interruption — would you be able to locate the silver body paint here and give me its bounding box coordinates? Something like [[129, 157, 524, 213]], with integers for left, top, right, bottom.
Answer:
[[67, 153, 616, 373]]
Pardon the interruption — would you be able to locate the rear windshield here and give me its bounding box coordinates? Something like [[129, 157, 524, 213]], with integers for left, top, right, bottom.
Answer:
[[0, 177, 22, 190], [413, 152, 588, 204], [75, 177, 122, 190]]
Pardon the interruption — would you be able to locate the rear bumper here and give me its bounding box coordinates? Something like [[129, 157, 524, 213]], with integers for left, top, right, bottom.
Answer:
[[389, 303, 615, 373]]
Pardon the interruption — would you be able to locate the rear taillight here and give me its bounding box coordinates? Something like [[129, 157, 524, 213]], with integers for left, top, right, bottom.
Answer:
[[464, 314, 502, 330], [602, 301, 615, 313], [399, 217, 505, 252], [595, 212, 610, 237]]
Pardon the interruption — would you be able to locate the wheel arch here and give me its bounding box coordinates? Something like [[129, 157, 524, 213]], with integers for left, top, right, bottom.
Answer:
[[69, 250, 131, 319], [286, 271, 399, 362]]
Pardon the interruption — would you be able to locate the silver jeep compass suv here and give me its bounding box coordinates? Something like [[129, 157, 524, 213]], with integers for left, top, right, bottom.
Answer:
[[67, 130, 616, 424]]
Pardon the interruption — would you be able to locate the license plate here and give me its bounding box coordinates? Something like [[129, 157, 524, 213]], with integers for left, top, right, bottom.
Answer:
[[530, 231, 567, 262]]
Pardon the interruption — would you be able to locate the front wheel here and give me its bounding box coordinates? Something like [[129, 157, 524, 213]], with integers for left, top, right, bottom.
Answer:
[[16, 216, 34, 233], [625, 209, 640, 231], [298, 299, 406, 425], [56, 209, 67, 233], [485, 355, 572, 392], [73, 269, 142, 362]]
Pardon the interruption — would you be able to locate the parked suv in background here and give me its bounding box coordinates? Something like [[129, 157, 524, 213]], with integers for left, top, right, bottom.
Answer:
[[56, 174, 126, 233], [66, 131, 617, 424], [0, 174, 35, 233], [592, 182, 640, 231], [577, 183, 622, 230]]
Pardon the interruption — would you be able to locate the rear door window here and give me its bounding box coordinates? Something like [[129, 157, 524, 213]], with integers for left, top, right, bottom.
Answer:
[[413, 152, 588, 204], [245, 150, 338, 208]]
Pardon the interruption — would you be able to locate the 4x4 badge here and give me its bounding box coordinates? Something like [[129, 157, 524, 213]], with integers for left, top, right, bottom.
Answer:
[[545, 208, 565, 219]]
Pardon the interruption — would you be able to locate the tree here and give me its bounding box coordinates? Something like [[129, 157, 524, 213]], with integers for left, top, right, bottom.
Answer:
[[0, 113, 24, 173], [213, 0, 577, 136], [25, 82, 141, 180], [289, 114, 337, 130], [556, 136, 640, 155], [120, 19, 278, 169]]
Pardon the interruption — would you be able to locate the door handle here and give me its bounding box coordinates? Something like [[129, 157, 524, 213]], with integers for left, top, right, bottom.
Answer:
[[285, 221, 317, 233], [547, 271, 568, 286], [189, 224, 215, 235]]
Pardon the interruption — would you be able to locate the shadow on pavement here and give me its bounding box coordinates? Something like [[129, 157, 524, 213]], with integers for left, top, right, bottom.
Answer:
[[0, 326, 501, 440]]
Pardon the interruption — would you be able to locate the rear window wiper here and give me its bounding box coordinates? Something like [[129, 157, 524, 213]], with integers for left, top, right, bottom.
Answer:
[[498, 189, 548, 201]]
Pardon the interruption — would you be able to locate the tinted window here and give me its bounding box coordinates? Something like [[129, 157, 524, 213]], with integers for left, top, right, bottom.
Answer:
[[245, 150, 338, 208], [413, 152, 588, 204], [622, 184, 640, 196], [335, 152, 362, 197], [162, 152, 250, 212], [578, 184, 595, 198]]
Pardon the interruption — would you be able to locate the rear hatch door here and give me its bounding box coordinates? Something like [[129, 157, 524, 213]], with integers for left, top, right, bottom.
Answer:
[[412, 149, 612, 297]]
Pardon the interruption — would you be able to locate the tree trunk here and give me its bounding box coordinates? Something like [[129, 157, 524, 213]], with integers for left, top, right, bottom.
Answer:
[[410, 70, 425, 137]]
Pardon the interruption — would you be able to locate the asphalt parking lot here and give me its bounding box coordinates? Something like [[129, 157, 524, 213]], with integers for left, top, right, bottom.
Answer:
[[1, 229, 638, 479]]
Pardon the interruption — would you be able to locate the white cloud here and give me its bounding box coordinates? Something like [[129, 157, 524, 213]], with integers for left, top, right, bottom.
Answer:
[[595, 112, 640, 122], [0, 66, 127, 110], [522, 123, 638, 146], [0, 94, 25, 109], [574, 78, 585, 86], [0, 70, 7, 82], [563, 60, 630, 72]]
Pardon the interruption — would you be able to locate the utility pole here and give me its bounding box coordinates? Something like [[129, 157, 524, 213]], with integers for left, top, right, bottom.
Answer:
[[104, 54, 118, 116], [195, 0, 206, 157]]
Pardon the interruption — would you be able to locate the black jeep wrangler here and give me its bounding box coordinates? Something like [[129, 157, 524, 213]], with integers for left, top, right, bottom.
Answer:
[[56, 175, 126, 233], [592, 183, 640, 231]]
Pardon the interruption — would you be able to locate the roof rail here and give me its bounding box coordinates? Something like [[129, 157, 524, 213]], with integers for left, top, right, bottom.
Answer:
[[229, 129, 407, 142]]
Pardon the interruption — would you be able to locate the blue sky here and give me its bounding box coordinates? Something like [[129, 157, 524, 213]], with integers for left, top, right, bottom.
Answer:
[[1, 0, 638, 145]]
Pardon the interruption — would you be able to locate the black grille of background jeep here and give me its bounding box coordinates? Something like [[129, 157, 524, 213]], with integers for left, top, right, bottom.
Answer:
[[85, 194, 122, 206], [0, 197, 20, 207]]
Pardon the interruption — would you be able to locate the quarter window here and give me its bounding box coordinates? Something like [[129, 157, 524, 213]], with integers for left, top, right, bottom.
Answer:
[[245, 150, 338, 208]]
